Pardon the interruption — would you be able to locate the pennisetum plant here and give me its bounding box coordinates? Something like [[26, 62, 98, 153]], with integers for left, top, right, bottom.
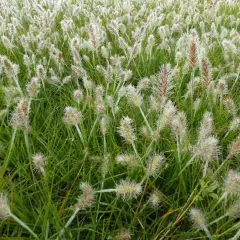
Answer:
[[0, 0, 239, 239], [0, 193, 38, 238], [212, 169, 240, 212], [58, 182, 95, 239], [118, 116, 141, 163], [63, 106, 85, 146], [4, 99, 31, 172], [189, 207, 212, 240]]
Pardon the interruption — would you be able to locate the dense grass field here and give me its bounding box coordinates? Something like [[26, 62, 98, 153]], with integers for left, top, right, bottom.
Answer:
[[0, 0, 240, 239]]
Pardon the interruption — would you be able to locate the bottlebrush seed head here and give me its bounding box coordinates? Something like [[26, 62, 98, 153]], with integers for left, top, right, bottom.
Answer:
[[126, 85, 142, 107], [148, 190, 161, 208], [194, 136, 219, 162], [0, 193, 11, 220], [72, 65, 87, 78], [23, 54, 31, 67], [175, 51, 183, 63], [94, 100, 105, 115], [228, 137, 240, 159], [137, 77, 150, 91], [118, 116, 135, 144], [1, 36, 13, 49], [122, 70, 133, 82], [73, 182, 95, 210], [94, 87, 105, 115], [163, 101, 176, 122], [101, 46, 109, 59], [95, 85, 105, 100], [186, 77, 201, 97], [1, 56, 19, 79], [36, 64, 46, 79], [118, 86, 127, 98], [116, 180, 142, 201], [27, 77, 40, 98], [224, 98, 237, 117], [158, 66, 171, 105], [193, 98, 201, 111], [198, 112, 213, 141], [171, 111, 187, 140], [216, 79, 228, 96], [158, 100, 177, 130], [189, 208, 206, 230], [140, 125, 149, 138], [229, 118, 240, 132], [3, 86, 20, 107], [227, 201, 240, 218], [71, 47, 82, 65], [63, 107, 81, 126], [188, 35, 198, 69], [32, 153, 45, 175], [149, 95, 160, 111], [107, 96, 114, 108], [223, 170, 240, 195], [83, 77, 94, 90], [11, 99, 30, 130], [201, 58, 212, 89], [73, 89, 83, 103], [147, 155, 164, 177], [115, 230, 132, 240], [116, 154, 139, 167], [88, 22, 106, 50], [101, 154, 110, 178], [151, 130, 160, 141], [100, 117, 108, 136]]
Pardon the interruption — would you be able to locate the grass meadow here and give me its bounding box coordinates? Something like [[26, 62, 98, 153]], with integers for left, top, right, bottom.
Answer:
[[0, 0, 240, 239]]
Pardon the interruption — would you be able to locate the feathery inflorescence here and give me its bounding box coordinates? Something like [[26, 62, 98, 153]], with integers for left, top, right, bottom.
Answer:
[[0, 193, 11, 220], [115, 180, 142, 201], [0, 0, 239, 239]]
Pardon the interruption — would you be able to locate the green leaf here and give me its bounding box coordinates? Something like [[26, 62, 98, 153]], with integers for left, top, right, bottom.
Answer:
[[209, 193, 219, 200]]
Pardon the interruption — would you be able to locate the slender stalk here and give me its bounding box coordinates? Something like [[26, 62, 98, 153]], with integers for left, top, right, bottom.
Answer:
[[96, 189, 116, 193], [219, 95, 223, 112], [203, 226, 212, 240], [131, 141, 142, 166], [10, 213, 38, 239], [232, 228, 240, 240], [96, 136, 107, 222], [179, 154, 197, 175], [212, 192, 227, 211], [8, 128, 17, 157], [190, 70, 195, 129], [143, 140, 154, 158], [139, 106, 153, 134], [177, 135, 187, 194], [103, 136, 107, 155], [218, 222, 240, 238], [87, 116, 99, 143], [75, 124, 85, 146], [176, 136, 181, 166], [223, 130, 231, 139], [161, 159, 229, 239], [24, 130, 30, 156], [57, 208, 80, 240], [96, 180, 105, 222], [207, 214, 227, 226], [3, 128, 17, 172], [203, 160, 209, 177], [64, 209, 79, 229], [14, 76, 23, 97]]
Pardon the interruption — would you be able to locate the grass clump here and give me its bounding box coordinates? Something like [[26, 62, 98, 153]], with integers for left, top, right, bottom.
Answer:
[[0, 0, 240, 239]]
